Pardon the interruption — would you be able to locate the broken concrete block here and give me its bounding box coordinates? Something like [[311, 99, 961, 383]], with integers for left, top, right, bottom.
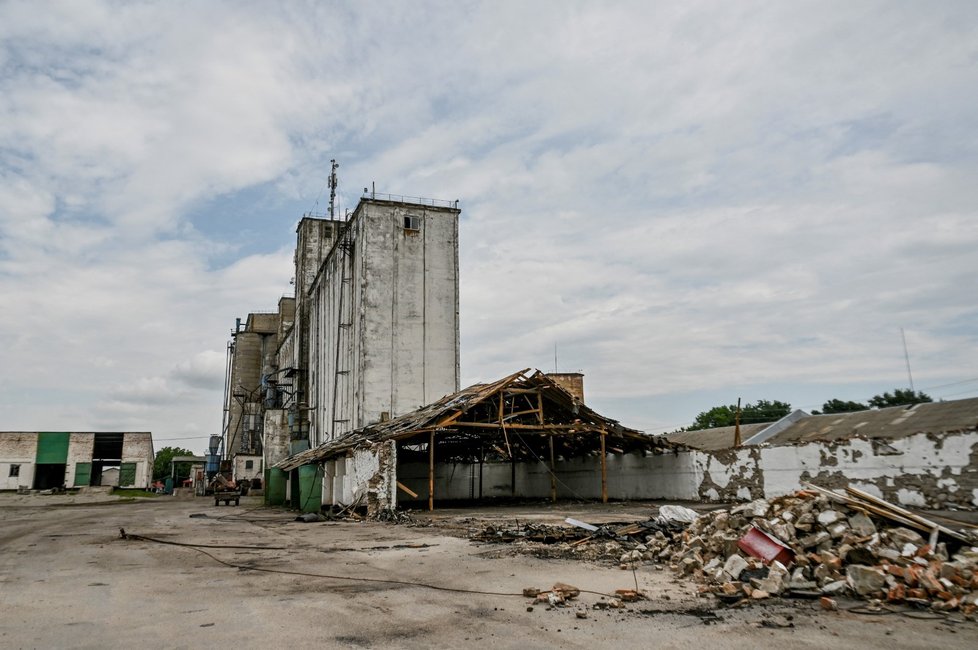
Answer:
[[821, 580, 847, 595], [723, 554, 749, 580], [751, 589, 770, 600], [901, 543, 918, 557], [817, 510, 842, 526], [799, 531, 830, 548], [820, 596, 838, 611], [848, 512, 876, 537], [575, 607, 588, 619], [522, 587, 540, 597], [844, 546, 875, 566], [847, 565, 886, 596], [552, 582, 580, 599], [827, 522, 849, 539], [888, 527, 925, 547], [732, 499, 771, 518]]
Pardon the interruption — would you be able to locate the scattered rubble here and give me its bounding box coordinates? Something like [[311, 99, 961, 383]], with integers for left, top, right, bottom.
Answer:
[[670, 486, 978, 614]]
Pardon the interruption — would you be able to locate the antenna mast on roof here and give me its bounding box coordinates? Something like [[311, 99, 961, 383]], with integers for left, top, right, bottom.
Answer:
[[328, 159, 339, 219], [901, 327, 915, 393]]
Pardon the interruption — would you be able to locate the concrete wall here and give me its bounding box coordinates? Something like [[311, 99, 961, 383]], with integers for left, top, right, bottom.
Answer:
[[234, 454, 263, 482], [122, 433, 154, 488], [686, 430, 978, 509], [263, 409, 291, 469], [307, 200, 460, 447], [1, 432, 154, 490], [396, 451, 700, 503], [64, 433, 95, 487], [389, 430, 978, 510], [0, 432, 37, 490]]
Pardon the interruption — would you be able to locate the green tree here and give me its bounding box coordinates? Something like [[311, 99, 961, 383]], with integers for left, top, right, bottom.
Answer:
[[153, 446, 196, 481], [689, 400, 792, 430], [814, 398, 869, 415], [867, 389, 933, 409]]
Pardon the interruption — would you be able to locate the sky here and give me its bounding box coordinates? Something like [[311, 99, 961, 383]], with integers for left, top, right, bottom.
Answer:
[[2, 1, 977, 454]]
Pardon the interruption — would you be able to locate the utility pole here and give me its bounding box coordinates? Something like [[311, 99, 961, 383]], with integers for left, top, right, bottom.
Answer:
[[733, 397, 742, 447]]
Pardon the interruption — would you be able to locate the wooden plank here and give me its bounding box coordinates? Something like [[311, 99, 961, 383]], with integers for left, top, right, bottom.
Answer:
[[844, 485, 965, 542], [396, 481, 418, 499]]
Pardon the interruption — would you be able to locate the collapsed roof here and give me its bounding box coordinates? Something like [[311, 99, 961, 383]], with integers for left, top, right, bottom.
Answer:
[[277, 368, 678, 471]]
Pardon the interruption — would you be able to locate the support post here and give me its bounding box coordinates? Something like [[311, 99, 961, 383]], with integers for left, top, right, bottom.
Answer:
[[478, 440, 484, 500], [548, 435, 557, 503], [600, 432, 607, 504], [511, 454, 516, 498], [428, 431, 435, 511]]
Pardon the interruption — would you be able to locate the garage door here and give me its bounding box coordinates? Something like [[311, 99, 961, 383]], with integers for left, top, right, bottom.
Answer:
[[36, 432, 70, 464], [119, 463, 137, 487], [74, 463, 91, 487]]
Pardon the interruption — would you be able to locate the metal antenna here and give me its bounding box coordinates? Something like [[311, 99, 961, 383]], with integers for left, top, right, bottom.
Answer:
[[328, 159, 339, 219], [554, 344, 558, 373], [901, 327, 915, 393]]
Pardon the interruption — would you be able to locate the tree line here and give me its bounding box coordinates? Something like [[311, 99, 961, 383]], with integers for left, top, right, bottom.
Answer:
[[687, 388, 932, 430]]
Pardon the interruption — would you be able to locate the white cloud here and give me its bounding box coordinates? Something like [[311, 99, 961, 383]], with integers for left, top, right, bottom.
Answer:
[[1, 1, 977, 447]]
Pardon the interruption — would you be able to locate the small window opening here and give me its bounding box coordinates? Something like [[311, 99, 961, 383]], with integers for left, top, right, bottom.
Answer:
[[403, 215, 421, 231], [245, 460, 254, 470], [9, 464, 20, 477]]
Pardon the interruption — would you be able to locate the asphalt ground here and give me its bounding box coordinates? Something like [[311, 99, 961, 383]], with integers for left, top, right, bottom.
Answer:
[[1, 494, 975, 649]]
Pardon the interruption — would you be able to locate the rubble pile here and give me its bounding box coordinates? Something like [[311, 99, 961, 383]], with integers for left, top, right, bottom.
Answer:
[[670, 491, 978, 613], [471, 516, 690, 563]]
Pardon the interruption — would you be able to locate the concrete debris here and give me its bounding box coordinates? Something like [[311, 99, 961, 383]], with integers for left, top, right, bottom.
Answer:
[[668, 487, 978, 613], [656, 505, 700, 525]]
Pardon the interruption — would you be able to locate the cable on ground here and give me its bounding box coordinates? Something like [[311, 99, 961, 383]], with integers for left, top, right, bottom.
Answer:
[[119, 528, 618, 600]]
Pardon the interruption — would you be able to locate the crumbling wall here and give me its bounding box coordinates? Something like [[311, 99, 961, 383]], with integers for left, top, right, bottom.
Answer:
[[342, 441, 397, 514], [758, 430, 978, 509], [262, 409, 291, 468], [691, 446, 764, 502], [689, 430, 978, 510]]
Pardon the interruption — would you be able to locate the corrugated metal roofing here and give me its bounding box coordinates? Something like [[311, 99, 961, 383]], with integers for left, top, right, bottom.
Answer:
[[663, 422, 772, 451], [761, 396, 978, 444]]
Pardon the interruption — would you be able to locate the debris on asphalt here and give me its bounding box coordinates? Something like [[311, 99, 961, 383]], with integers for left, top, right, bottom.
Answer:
[[668, 485, 978, 613]]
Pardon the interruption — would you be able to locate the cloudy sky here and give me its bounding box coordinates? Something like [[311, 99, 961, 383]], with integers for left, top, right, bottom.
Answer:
[[2, 1, 977, 454]]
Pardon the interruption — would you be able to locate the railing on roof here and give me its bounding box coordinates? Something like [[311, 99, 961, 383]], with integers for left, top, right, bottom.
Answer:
[[361, 191, 459, 209]]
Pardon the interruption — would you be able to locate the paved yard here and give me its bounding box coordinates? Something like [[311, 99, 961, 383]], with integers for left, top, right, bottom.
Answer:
[[0, 494, 974, 648]]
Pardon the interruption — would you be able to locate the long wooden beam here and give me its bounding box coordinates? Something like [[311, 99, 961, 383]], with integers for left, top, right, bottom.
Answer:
[[451, 422, 585, 430]]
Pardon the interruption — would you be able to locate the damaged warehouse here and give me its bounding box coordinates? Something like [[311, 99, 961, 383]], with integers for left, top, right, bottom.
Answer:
[[222, 180, 977, 516], [275, 369, 677, 514]]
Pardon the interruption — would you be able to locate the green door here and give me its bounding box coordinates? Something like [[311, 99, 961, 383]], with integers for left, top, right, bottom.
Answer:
[[119, 463, 137, 487], [74, 463, 92, 487], [36, 432, 70, 464]]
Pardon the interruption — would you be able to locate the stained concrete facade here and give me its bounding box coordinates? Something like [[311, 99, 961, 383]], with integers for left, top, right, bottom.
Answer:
[[224, 299, 295, 478], [305, 199, 461, 447]]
